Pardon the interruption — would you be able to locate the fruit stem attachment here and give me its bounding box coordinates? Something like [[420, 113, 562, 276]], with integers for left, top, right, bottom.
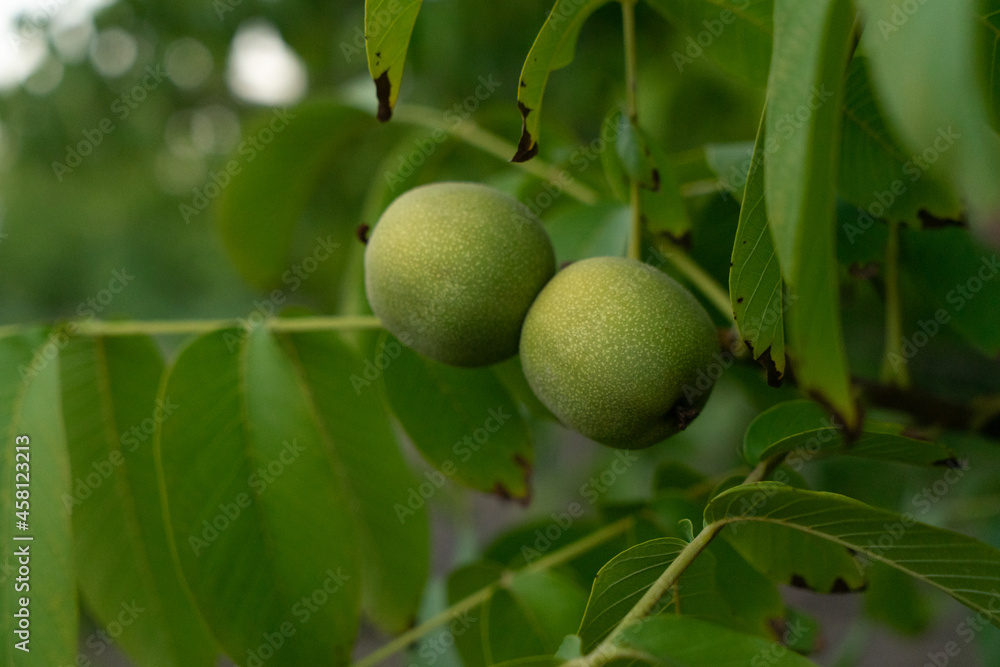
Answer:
[[351, 516, 636, 667], [879, 218, 910, 387], [621, 0, 643, 262]]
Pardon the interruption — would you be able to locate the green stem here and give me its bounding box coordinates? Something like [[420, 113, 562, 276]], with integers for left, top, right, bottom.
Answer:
[[654, 239, 733, 319], [621, 0, 643, 261], [879, 219, 909, 387], [388, 104, 599, 205], [578, 453, 785, 666], [0, 315, 384, 339], [352, 516, 635, 667]]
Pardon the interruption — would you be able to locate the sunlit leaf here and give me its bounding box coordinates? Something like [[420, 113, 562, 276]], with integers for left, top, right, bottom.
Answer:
[[365, 0, 425, 121], [513, 0, 617, 161], [0, 330, 77, 666], [765, 0, 858, 427], [59, 335, 217, 666]]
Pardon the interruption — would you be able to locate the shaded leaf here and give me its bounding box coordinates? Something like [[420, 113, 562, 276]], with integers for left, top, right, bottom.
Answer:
[[730, 107, 786, 383], [448, 562, 587, 667], [899, 226, 1000, 358], [980, 0, 1000, 126], [365, 0, 425, 121], [0, 330, 77, 666], [644, 0, 775, 86], [156, 328, 362, 666], [838, 57, 961, 229], [381, 337, 534, 499], [621, 615, 820, 666], [706, 483, 1000, 625], [513, 0, 617, 161], [577, 538, 744, 652], [216, 101, 371, 287], [743, 399, 956, 467], [864, 561, 932, 636], [277, 330, 429, 633], [59, 336, 217, 666], [766, 0, 858, 427], [856, 0, 1000, 238]]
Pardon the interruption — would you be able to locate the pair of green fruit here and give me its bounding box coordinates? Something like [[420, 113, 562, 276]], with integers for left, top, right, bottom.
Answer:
[[364, 182, 718, 449]]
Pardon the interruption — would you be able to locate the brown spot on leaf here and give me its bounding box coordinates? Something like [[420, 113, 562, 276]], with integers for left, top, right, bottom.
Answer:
[[736, 297, 744, 304], [918, 209, 966, 229], [756, 346, 784, 387], [649, 168, 661, 192], [511, 101, 538, 162], [356, 223, 370, 245], [660, 230, 691, 248], [849, 262, 879, 280], [933, 457, 965, 469], [374, 70, 393, 122]]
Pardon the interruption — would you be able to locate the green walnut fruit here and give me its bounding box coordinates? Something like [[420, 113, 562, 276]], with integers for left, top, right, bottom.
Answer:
[[519, 256, 718, 449], [364, 182, 556, 367]]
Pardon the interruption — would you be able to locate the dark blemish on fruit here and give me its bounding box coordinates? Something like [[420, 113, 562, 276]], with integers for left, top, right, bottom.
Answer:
[[374, 70, 393, 122], [356, 224, 370, 245]]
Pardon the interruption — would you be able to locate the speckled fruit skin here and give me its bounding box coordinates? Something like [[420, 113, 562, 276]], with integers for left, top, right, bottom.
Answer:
[[519, 256, 718, 449], [364, 182, 556, 367]]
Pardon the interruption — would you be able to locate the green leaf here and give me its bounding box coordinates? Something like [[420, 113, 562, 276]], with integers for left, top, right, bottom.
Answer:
[[381, 338, 534, 499], [577, 538, 743, 652], [365, 0, 424, 121], [900, 226, 1000, 358], [743, 399, 957, 467], [706, 539, 784, 639], [59, 336, 217, 666], [980, 0, 1000, 125], [620, 615, 820, 666], [156, 328, 362, 666], [730, 107, 786, 384], [864, 561, 932, 636], [706, 483, 1000, 625], [512, 0, 617, 162], [615, 112, 660, 191], [547, 202, 631, 264], [765, 0, 858, 427], [856, 0, 1000, 237], [276, 330, 429, 633], [838, 57, 962, 229], [448, 562, 588, 667], [0, 330, 77, 666], [216, 100, 371, 287], [644, 0, 775, 86]]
